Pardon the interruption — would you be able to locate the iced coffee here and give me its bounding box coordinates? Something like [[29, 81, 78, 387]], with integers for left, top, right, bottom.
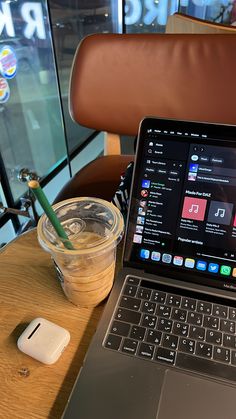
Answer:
[[37, 197, 124, 307]]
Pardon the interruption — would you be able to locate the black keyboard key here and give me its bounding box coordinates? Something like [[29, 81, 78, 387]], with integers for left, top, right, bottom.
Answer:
[[162, 333, 178, 350], [213, 346, 230, 364], [176, 352, 236, 382], [189, 325, 205, 341], [166, 294, 181, 307], [205, 329, 222, 345], [220, 319, 235, 334], [171, 308, 187, 322], [212, 304, 228, 318], [138, 342, 154, 359], [151, 290, 166, 303], [141, 300, 156, 314], [187, 311, 203, 326], [196, 301, 212, 315], [121, 338, 138, 354], [105, 334, 122, 350], [115, 308, 141, 325], [157, 318, 173, 333], [179, 337, 195, 354], [123, 284, 137, 297], [223, 333, 236, 349], [195, 342, 212, 358], [155, 347, 176, 365], [130, 325, 146, 341], [127, 276, 140, 286], [181, 297, 196, 311], [137, 287, 151, 300], [156, 304, 171, 318], [146, 329, 162, 345], [229, 308, 236, 321], [120, 296, 141, 311], [141, 314, 157, 328], [110, 321, 130, 337], [203, 315, 219, 330], [172, 321, 189, 336]]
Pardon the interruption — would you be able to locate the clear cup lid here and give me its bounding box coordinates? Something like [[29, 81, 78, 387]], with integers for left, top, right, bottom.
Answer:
[[37, 197, 124, 254]]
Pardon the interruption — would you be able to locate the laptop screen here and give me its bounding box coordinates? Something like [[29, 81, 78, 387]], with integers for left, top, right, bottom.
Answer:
[[124, 117, 236, 292]]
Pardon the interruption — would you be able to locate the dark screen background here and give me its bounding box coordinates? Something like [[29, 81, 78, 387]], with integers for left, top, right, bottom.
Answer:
[[124, 118, 236, 292]]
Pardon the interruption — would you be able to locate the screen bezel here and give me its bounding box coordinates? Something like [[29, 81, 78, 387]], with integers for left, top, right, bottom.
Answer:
[[123, 116, 236, 293]]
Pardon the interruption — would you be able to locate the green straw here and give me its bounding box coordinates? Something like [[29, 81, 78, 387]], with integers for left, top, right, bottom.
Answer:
[[28, 180, 74, 250]]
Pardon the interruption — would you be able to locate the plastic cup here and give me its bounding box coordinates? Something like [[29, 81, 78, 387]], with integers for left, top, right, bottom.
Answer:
[[37, 197, 124, 307]]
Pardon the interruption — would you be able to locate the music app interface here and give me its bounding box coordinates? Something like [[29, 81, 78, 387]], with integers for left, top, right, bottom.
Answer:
[[130, 128, 236, 289]]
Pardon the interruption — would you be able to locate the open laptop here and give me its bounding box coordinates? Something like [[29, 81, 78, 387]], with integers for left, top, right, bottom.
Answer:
[[62, 117, 236, 419]]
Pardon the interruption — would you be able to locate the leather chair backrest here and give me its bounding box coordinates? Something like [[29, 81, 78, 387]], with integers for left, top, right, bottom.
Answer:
[[70, 33, 236, 136]]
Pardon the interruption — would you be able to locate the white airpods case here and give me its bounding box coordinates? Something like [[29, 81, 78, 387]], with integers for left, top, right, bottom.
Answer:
[[17, 317, 70, 364]]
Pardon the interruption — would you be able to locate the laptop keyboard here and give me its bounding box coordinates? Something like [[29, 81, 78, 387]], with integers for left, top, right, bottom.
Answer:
[[103, 276, 236, 383]]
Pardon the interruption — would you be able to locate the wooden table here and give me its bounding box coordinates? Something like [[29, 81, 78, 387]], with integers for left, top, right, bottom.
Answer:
[[0, 229, 107, 419]]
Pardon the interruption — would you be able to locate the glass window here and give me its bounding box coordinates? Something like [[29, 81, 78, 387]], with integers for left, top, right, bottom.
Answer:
[[0, 220, 16, 247], [125, 0, 178, 32], [0, 183, 7, 207], [178, 0, 234, 24], [0, 0, 67, 202], [49, 0, 122, 153], [179, 0, 236, 25]]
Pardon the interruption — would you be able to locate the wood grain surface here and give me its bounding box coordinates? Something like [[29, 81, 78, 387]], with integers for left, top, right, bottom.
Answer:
[[0, 229, 108, 419]]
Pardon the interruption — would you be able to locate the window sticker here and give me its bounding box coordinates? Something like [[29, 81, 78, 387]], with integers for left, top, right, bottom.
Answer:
[[0, 77, 10, 103], [0, 46, 17, 79]]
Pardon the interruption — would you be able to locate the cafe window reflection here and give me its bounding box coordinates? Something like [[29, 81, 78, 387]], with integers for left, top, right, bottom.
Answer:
[[124, 0, 178, 32], [0, 0, 121, 242], [0, 0, 67, 202], [49, 0, 121, 153], [178, 0, 235, 24]]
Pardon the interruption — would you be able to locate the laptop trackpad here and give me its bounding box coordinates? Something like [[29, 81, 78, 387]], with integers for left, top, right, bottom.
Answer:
[[157, 369, 236, 419]]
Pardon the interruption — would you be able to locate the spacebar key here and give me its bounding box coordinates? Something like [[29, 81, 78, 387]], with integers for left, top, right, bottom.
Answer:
[[176, 352, 236, 382]]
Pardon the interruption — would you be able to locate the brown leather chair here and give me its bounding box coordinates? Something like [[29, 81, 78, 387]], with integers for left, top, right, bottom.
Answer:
[[54, 33, 236, 203]]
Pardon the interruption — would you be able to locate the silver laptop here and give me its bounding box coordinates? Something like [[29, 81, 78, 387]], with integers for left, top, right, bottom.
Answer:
[[62, 117, 236, 419]]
